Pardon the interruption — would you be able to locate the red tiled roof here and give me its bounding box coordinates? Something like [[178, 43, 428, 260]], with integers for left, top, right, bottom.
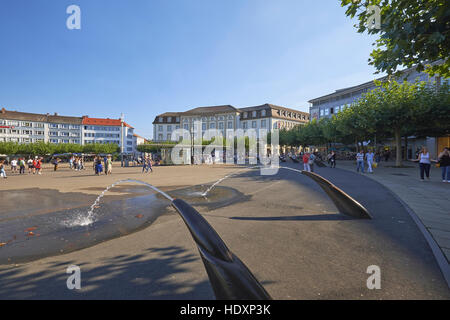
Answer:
[[82, 117, 134, 128]]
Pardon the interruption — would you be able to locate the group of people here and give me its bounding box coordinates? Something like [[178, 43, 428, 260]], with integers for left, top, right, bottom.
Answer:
[[69, 156, 85, 171], [301, 152, 317, 172], [142, 156, 153, 173], [412, 146, 450, 183], [1, 157, 43, 179], [355, 150, 376, 174], [94, 156, 113, 175]]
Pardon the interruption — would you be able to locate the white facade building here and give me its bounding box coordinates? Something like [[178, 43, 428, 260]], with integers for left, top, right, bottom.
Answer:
[[152, 104, 309, 142], [0, 108, 142, 154], [0, 109, 82, 144]]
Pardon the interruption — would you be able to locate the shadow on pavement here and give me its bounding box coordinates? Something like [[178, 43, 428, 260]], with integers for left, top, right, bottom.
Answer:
[[0, 246, 214, 300], [230, 214, 351, 221]]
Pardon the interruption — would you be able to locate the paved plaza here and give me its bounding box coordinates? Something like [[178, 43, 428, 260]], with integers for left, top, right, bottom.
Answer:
[[0, 162, 449, 299], [336, 160, 450, 263]]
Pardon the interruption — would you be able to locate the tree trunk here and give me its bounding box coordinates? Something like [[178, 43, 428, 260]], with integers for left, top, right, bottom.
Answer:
[[404, 136, 408, 160], [395, 128, 402, 167]]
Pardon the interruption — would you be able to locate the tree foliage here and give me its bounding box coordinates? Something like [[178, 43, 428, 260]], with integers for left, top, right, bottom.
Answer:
[[341, 0, 450, 78], [0, 142, 119, 156], [277, 80, 449, 166]]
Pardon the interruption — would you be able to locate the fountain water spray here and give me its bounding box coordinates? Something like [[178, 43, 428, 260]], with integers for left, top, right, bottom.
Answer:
[[201, 167, 258, 196], [66, 179, 173, 227]]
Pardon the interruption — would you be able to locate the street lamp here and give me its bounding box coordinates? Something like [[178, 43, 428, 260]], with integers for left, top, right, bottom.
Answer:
[[120, 113, 124, 167]]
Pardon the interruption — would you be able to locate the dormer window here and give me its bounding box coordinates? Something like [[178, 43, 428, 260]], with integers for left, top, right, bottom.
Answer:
[[159, 117, 163, 123], [261, 110, 266, 117], [168, 117, 172, 122], [243, 112, 248, 118], [252, 111, 257, 117]]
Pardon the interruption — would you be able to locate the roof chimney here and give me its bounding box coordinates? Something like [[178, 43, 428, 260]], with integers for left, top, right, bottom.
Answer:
[[1, 107, 5, 114], [54, 112, 58, 116]]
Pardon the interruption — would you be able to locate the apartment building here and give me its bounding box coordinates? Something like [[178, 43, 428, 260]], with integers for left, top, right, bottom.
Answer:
[[308, 66, 443, 121], [0, 108, 82, 144], [152, 104, 309, 142], [82, 117, 135, 153], [0, 108, 139, 154]]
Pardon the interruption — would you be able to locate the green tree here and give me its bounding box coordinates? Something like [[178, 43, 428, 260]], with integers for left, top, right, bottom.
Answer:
[[341, 0, 449, 78], [365, 80, 428, 166]]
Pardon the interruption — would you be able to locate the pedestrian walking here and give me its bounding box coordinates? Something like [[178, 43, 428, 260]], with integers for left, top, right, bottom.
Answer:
[[142, 157, 148, 173], [384, 150, 390, 162], [412, 147, 436, 181], [19, 158, 26, 174], [94, 157, 103, 175], [366, 150, 374, 173], [52, 157, 60, 171], [329, 151, 336, 168], [437, 147, 450, 183], [0, 160, 7, 179], [309, 152, 316, 172], [27, 158, 33, 174], [302, 153, 311, 172], [103, 156, 108, 175], [356, 150, 365, 173], [10, 158, 17, 174], [106, 156, 112, 175], [34, 157, 42, 175]]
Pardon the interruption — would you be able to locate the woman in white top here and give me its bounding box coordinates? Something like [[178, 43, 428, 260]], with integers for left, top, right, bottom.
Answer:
[[412, 147, 436, 181]]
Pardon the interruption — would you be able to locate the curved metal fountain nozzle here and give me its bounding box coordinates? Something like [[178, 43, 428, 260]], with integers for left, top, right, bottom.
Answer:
[[301, 171, 372, 219], [171, 199, 272, 300]]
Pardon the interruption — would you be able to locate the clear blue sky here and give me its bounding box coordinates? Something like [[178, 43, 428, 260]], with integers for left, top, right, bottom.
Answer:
[[0, 0, 381, 138]]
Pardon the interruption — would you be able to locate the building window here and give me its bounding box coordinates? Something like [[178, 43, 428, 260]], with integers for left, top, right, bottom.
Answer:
[[158, 125, 163, 132], [227, 122, 233, 129], [167, 125, 172, 132], [168, 117, 172, 122], [158, 134, 163, 140], [243, 122, 248, 129], [159, 117, 163, 123], [167, 134, 171, 141], [219, 122, 224, 129], [202, 123, 207, 131], [261, 120, 266, 128], [243, 112, 248, 118], [209, 123, 216, 129], [261, 110, 266, 117], [273, 122, 277, 129], [252, 121, 257, 128]]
